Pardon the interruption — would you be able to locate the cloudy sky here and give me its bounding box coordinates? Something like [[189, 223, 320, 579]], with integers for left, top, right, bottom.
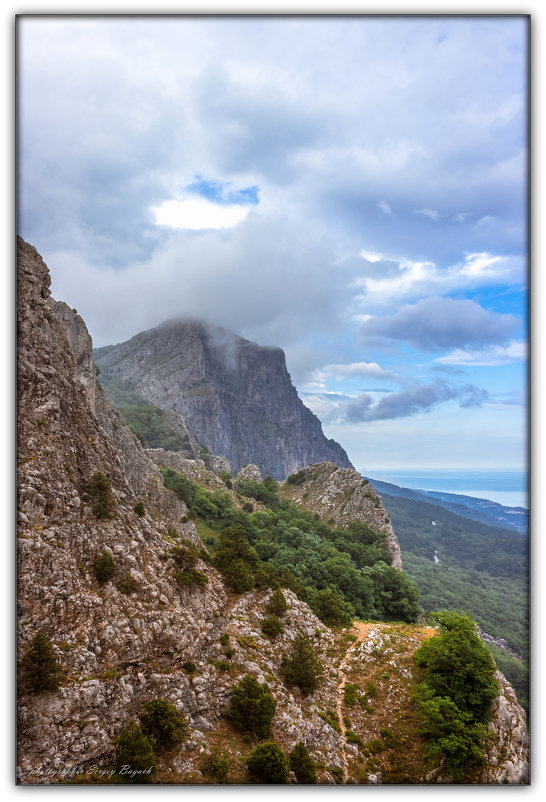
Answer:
[[17, 15, 528, 474]]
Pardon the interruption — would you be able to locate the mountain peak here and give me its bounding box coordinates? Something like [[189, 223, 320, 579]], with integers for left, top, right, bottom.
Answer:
[[95, 318, 353, 479]]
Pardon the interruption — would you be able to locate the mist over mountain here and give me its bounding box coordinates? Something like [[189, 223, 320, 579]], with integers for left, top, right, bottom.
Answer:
[[94, 318, 353, 480]]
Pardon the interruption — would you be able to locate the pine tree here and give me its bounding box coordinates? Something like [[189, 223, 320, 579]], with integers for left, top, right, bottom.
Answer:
[[22, 631, 61, 694], [289, 742, 317, 783], [224, 675, 276, 738], [281, 633, 323, 695], [114, 722, 156, 783]]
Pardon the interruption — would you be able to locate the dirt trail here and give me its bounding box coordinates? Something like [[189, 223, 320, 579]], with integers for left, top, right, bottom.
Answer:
[[336, 622, 370, 783]]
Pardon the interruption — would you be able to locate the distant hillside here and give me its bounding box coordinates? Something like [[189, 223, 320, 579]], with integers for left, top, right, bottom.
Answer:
[[94, 320, 353, 480], [368, 477, 528, 535]]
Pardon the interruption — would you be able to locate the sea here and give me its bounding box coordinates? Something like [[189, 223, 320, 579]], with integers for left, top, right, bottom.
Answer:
[[361, 469, 528, 510]]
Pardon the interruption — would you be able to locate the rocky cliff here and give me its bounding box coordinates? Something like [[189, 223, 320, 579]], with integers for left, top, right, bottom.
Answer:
[[17, 238, 528, 785], [94, 318, 353, 479], [279, 463, 403, 570]]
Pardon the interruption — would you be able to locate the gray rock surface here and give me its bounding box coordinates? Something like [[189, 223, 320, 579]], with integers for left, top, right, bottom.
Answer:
[[94, 317, 353, 479]]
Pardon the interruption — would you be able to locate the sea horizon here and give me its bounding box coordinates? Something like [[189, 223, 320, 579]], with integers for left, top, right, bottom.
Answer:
[[359, 468, 529, 510]]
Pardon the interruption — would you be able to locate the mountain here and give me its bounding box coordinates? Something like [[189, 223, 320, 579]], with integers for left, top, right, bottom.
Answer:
[[368, 477, 528, 536], [16, 238, 528, 784], [94, 319, 353, 480]]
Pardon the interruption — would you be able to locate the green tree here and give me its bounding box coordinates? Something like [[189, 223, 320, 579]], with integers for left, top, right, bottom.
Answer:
[[281, 633, 323, 695], [415, 611, 499, 721], [88, 471, 116, 519], [289, 742, 317, 783], [266, 588, 288, 617], [247, 742, 289, 783], [114, 722, 156, 783], [138, 698, 188, 752], [413, 611, 500, 779], [215, 527, 259, 592], [413, 686, 488, 780], [224, 675, 276, 738], [21, 631, 61, 694], [313, 588, 352, 627], [92, 551, 116, 584], [368, 562, 422, 623]]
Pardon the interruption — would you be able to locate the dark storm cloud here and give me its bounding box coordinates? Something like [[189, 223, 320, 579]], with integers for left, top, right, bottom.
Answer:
[[359, 296, 519, 352]]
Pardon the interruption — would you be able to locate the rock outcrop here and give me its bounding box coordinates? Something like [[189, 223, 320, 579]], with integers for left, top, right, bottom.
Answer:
[[94, 317, 353, 479], [480, 671, 529, 783], [280, 462, 403, 570]]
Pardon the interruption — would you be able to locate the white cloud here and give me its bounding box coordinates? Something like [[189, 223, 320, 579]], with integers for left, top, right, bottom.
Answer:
[[377, 200, 392, 214], [435, 340, 527, 366], [323, 361, 399, 382], [152, 197, 250, 230], [414, 208, 441, 220], [352, 250, 525, 307]]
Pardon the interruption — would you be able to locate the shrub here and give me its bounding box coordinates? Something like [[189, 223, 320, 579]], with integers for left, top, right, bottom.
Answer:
[[92, 551, 115, 584], [174, 569, 208, 589], [21, 631, 61, 694], [210, 658, 231, 672], [219, 471, 233, 489], [114, 722, 156, 783], [261, 615, 284, 638], [116, 573, 138, 595], [281, 633, 323, 695], [343, 682, 358, 707], [289, 742, 317, 783], [286, 470, 307, 486], [170, 541, 200, 569], [243, 502, 254, 513], [88, 471, 116, 519], [138, 698, 188, 752], [266, 588, 288, 617], [182, 661, 196, 675], [346, 730, 363, 747], [224, 675, 276, 738], [134, 501, 145, 517], [219, 632, 230, 647], [200, 747, 231, 781], [247, 742, 289, 783]]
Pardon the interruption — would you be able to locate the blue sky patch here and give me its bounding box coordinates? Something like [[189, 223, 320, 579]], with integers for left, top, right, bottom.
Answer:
[[185, 177, 260, 206]]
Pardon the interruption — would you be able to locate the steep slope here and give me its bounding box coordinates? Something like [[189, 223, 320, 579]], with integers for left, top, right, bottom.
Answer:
[[280, 463, 402, 570], [94, 318, 353, 479], [16, 238, 528, 785]]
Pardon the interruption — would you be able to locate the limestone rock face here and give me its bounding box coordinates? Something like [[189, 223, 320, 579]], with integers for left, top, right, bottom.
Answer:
[[280, 463, 403, 570], [480, 671, 529, 784], [94, 318, 353, 479]]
